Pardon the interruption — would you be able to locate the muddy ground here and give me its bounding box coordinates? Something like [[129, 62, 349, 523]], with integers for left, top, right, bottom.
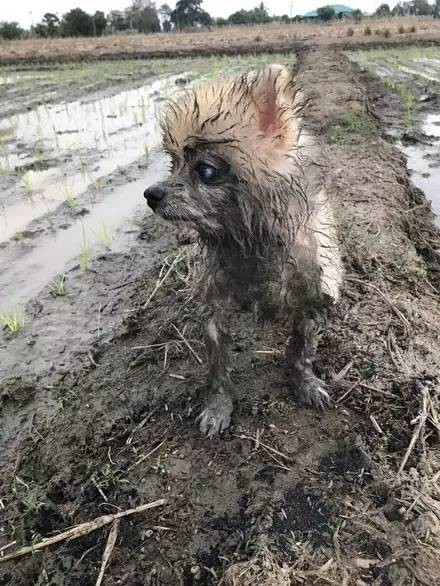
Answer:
[[1, 48, 440, 585], [1, 17, 440, 64]]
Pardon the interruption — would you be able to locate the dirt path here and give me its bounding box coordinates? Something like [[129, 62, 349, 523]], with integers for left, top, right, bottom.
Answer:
[[1, 49, 440, 585]]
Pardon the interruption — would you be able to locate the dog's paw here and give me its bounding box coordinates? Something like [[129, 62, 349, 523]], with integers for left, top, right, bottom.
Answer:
[[296, 375, 331, 410], [196, 389, 233, 438]]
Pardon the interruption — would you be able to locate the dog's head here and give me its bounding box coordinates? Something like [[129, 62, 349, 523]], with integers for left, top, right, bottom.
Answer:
[[144, 64, 305, 248]]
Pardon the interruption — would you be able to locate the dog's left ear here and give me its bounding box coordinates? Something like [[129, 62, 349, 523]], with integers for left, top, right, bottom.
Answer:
[[252, 64, 295, 136]]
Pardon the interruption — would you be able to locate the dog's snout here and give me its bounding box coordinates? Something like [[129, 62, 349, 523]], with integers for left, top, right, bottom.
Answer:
[[144, 185, 166, 210]]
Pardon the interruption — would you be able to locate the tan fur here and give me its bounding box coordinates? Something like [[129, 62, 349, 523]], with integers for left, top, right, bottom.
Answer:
[[161, 65, 303, 178]]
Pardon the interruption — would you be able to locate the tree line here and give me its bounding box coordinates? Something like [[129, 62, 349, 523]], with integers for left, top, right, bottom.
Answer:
[[1, 0, 440, 41], [314, 0, 440, 22]]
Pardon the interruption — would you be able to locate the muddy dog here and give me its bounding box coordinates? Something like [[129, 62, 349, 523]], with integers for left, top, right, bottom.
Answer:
[[144, 64, 343, 437]]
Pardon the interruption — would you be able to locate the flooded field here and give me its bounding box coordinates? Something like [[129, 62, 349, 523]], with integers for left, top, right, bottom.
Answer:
[[349, 46, 440, 223]]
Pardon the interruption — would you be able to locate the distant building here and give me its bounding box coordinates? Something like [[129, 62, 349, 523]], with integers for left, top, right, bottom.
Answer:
[[303, 5, 354, 20]]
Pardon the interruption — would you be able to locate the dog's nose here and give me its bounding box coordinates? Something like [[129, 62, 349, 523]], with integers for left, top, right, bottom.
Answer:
[[144, 185, 166, 210]]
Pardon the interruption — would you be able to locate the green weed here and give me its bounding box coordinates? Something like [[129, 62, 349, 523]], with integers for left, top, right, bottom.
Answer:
[[415, 263, 428, 279], [21, 497, 44, 515]]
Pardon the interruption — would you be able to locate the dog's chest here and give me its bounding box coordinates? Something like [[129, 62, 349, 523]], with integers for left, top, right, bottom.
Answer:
[[211, 257, 293, 319]]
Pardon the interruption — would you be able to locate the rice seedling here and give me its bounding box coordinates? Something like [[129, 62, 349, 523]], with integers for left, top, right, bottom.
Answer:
[[77, 224, 91, 272], [63, 181, 77, 209], [91, 176, 107, 191], [94, 221, 115, 250], [50, 274, 67, 297], [19, 172, 32, 195], [0, 307, 24, 333]]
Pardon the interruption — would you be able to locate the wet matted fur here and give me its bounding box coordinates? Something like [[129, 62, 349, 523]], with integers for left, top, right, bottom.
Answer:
[[144, 64, 343, 437]]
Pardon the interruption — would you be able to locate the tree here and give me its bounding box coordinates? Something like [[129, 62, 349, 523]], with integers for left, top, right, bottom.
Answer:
[[228, 3, 272, 25], [133, 5, 161, 32], [228, 9, 251, 24], [34, 13, 60, 37], [351, 8, 363, 21], [0, 21, 23, 40], [280, 14, 290, 23], [435, 0, 440, 18], [409, 0, 432, 15], [215, 17, 228, 26], [375, 3, 391, 17], [317, 5, 336, 21], [61, 8, 94, 37], [108, 10, 130, 32], [392, 1, 409, 15], [44, 13, 60, 36], [392, 1, 431, 15], [92, 11, 107, 36], [171, 0, 212, 29], [158, 3, 172, 19], [252, 2, 272, 23]]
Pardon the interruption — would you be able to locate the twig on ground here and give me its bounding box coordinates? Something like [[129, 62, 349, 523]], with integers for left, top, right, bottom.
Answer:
[[336, 381, 359, 404], [332, 524, 349, 586], [347, 277, 411, 329], [143, 250, 185, 309], [369, 414, 384, 434], [0, 499, 165, 564], [171, 323, 203, 364], [127, 440, 165, 472], [95, 520, 120, 586], [234, 433, 294, 462], [398, 387, 429, 474], [333, 361, 354, 382]]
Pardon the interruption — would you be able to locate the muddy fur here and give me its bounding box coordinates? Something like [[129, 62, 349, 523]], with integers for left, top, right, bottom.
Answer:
[[145, 64, 343, 436]]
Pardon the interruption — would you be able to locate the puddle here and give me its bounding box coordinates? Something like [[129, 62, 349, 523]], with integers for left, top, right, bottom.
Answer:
[[0, 152, 167, 312], [401, 114, 440, 223]]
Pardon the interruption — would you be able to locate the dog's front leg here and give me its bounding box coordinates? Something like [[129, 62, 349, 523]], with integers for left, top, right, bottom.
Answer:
[[197, 303, 234, 438], [287, 304, 332, 410]]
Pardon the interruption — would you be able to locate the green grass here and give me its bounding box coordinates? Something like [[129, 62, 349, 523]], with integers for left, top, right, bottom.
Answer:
[[0, 307, 24, 333], [381, 77, 415, 132], [327, 109, 375, 144]]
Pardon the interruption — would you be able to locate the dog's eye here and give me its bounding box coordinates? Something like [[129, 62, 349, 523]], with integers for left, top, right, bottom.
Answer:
[[195, 163, 218, 184]]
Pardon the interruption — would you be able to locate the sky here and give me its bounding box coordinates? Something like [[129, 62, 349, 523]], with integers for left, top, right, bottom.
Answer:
[[2, 1, 399, 28]]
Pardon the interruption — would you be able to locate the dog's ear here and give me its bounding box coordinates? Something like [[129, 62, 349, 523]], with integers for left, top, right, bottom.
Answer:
[[251, 64, 294, 136]]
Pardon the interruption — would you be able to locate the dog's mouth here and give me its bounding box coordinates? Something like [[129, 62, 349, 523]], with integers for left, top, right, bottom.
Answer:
[[155, 205, 195, 225]]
